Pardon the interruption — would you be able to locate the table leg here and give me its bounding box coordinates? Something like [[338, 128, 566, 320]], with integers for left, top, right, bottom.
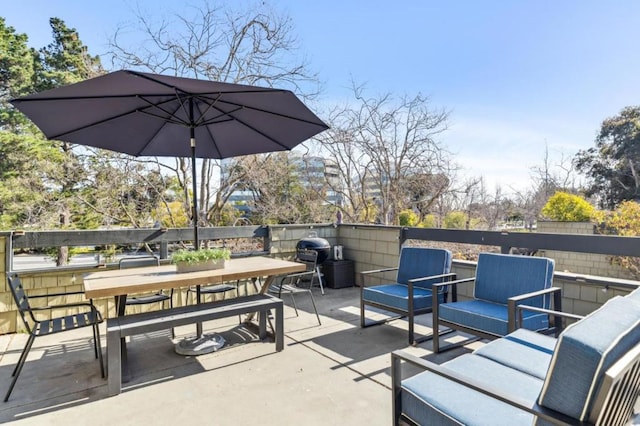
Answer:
[[244, 275, 275, 323], [114, 295, 130, 383], [196, 285, 203, 337]]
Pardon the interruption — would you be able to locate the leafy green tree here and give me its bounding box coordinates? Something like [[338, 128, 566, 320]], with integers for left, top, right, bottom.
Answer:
[[0, 17, 37, 130], [0, 19, 61, 229], [541, 191, 596, 222], [444, 211, 466, 229], [398, 209, 419, 227], [574, 106, 640, 209], [36, 18, 103, 90], [1, 18, 173, 265], [420, 214, 437, 228], [597, 200, 640, 279]]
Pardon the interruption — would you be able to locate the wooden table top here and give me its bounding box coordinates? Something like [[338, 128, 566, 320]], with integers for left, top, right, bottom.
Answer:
[[83, 256, 305, 299]]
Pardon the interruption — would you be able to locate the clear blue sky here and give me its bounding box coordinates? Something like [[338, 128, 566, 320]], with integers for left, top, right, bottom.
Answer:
[[3, 1, 640, 194]]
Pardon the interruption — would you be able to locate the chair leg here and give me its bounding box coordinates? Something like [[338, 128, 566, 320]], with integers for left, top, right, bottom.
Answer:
[[5, 334, 35, 402], [307, 290, 322, 325], [408, 310, 415, 346], [11, 333, 34, 378], [289, 293, 299, 316], [92, 320, 99, 359], [432, 311, 440, 353], [315, 267, 325, 295], [167, 292, 175, 339]]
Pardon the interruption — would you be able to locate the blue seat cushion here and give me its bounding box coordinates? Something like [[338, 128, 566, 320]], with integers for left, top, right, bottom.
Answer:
[[474, 253, 554, 307], [474, 328, 556, 380], [401, 354, 541, 425], [538, 296, 640, 421], [363, 284, 443, 312], [438, 299, 549, 336]]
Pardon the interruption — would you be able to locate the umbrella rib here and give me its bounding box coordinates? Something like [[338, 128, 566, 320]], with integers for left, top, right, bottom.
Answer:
[[196, 98, 328, 151], [190, 93, 224, 127], [134, 99, 189, 157], [193, 100, 223, 158], [46, 107, 144, 140], [137, 95, 190, 126], [136, 109, 188, 126], [197, 94, 329, 128], [44, 96, 185, 140]]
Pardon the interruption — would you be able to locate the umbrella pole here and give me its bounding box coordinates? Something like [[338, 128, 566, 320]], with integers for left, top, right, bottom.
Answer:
[[191, 126, 204, 338], [175, 127, 224, 355]]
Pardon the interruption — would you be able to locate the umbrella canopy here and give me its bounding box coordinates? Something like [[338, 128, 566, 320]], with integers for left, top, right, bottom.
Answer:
[[11, 69, 329, 246], [10, 70, 328, 159]]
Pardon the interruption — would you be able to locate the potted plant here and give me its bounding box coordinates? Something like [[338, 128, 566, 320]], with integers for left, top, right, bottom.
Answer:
[[171, 248, 231, 273]]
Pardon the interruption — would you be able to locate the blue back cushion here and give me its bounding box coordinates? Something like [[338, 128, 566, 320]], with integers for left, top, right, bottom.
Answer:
[[474, 253, 554, 307], [396, 247, 452, 289], [538, 296, 640, 421]]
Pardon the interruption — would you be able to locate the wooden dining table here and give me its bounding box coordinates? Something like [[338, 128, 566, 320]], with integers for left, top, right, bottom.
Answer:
[[84, 256, 305, 377], [84, 256, 306, 312]]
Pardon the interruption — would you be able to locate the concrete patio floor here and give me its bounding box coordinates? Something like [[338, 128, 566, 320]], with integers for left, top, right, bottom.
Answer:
[[0, 286, 477, 425]]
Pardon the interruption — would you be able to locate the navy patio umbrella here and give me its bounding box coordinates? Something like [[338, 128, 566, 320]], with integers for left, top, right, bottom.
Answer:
[[11, 69, 328, 248], [11, 70, 328, 353]]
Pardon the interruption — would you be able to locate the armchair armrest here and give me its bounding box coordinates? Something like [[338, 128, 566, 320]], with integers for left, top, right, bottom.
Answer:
[[507, 287, 562, 333], [391, 350, 580, 426], [282, 271, 315, 280], [432, 276, 475, 289], [360, 267, 399, 276], [432, 276, 475, 303], [407, 272, 457, 286], [280, 270, 316, 287], [516, 304, 583, 336], [360, 266, 399, 288], [408, 273, 457, 305]]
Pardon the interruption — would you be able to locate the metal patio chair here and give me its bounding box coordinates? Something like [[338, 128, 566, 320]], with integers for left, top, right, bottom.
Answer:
[[4, 272, 104, 402], [269, 249, 322, 325], [120, 255, 175, 337], [431, 252, 559, 353], [360, 247, 455, 345], [119, 255, 172, 309]]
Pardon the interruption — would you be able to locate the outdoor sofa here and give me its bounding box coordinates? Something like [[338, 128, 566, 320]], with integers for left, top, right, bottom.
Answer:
[[392, 288, 640, 425]]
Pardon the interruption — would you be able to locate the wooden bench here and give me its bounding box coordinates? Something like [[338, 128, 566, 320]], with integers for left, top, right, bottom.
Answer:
[[106, 293, 284, 395]]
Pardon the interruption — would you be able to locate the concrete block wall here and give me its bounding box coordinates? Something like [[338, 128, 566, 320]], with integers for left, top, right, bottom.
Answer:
[[336, 225, 402, 286], [552, 274, 628, 316], [269, 224, 338, 259], [537, 221, 634, 279]]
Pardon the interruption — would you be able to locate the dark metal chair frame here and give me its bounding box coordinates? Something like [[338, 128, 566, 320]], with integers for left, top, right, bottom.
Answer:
[[269, 249, 322, 325], [4, 272, 104, 402]]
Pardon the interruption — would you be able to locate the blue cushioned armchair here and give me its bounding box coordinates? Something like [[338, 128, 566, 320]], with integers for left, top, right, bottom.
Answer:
[[360, 247, 455, 345], [432, 252, 560, 353]]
